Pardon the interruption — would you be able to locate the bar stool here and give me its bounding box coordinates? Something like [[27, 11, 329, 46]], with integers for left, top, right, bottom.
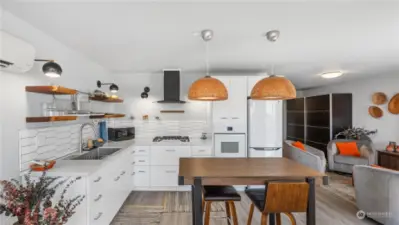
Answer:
[[202, 186, 241, 225], [245, 182, 309, 225]]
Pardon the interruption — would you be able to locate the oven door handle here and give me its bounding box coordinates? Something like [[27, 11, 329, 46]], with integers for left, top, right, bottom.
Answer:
[[252, 147, 281, 151]]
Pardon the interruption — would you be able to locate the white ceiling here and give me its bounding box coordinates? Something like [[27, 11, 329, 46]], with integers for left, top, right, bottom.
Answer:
[[3, 0, 399, 89]]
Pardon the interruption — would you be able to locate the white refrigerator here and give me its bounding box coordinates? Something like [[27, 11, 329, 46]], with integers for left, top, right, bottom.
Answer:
[[248, 99, 283, 158]]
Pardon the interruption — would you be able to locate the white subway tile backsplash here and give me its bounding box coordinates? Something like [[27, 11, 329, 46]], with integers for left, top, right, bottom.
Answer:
[[21, 152, 38, 163], [21, 145, 38, 155], [20, 138, 36, 147], [19, 123, 95, 172], [19, 120, 209, 172], [56, 131, 71, 139], [46, 137, 57, 145], [36, 134, 47, 147], [37, 145, 56, 154], [109, 120, 210, 138], [20, 130, 38, 138], [56, 137, 71, 146]]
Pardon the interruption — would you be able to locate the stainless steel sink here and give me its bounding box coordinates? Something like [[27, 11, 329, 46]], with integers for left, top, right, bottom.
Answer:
[[68, 148, 121, 160]]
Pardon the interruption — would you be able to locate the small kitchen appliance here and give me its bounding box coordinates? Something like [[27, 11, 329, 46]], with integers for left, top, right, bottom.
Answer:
[[108, 127, 135, 141]]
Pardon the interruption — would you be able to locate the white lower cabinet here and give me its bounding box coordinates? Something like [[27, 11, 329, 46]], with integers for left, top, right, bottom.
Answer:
[[150, 166, 179, 187], [30, 143, 215, 224], [191, 146, 213, 157], [150, 146, 190, 165], [133, 166, 150, 187]]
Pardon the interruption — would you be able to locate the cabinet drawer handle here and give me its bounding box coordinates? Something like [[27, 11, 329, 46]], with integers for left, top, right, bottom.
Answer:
[[131, 151, 136, 154], [93, 177, 102, 183], [220, 117, 228, 119], [131, 172, 136, 176], [231, 117, 239, 119], [94, 212, 103, 220], [138, 170, 146, 173], [94, 194, 103, 202], [114, 176, 121, 181], [132, 162, 136, 165], [138, 160, 146, 162], [139, 150, 146, 152], [120, 171, 126, 176], [166, 149, 175, 152], [198, 150, 206, 152], [165, 170, 177, 173]]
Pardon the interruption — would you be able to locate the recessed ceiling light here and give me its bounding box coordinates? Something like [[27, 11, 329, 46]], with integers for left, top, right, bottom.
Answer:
[[320, 71, 343, 79]]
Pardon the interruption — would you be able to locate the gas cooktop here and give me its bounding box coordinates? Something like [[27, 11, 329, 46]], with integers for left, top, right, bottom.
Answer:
[[153, 136, 190, 143]]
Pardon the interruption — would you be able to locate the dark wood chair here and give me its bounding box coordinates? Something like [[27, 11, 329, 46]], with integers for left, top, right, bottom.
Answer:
[[202, 186, 241, 225], [245, 182, 309, 225]]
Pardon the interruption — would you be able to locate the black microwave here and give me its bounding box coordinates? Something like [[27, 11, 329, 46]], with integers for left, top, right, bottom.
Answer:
[[108, 127, 135, 141]]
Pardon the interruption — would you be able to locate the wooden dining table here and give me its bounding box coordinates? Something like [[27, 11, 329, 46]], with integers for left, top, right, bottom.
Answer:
[[178, 157, 328, 225]]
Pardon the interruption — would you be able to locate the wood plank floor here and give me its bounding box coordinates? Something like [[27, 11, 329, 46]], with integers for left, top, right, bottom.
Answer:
[[112, 187, 379, 225]]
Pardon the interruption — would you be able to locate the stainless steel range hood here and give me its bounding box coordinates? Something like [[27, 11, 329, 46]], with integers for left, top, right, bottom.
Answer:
[[157, 70, 186, 104]]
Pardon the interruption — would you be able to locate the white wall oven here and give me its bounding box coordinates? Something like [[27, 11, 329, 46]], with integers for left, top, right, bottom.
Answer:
[[214, 133, 246, 157]]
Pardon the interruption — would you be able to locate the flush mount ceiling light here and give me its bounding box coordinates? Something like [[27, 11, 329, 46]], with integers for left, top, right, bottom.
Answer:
[[35, 59, 62, 78], [250, 30, 296, 100], [188, 30, 228, 101], [97, 80, 119, 93], [320, 71, 344, 79]]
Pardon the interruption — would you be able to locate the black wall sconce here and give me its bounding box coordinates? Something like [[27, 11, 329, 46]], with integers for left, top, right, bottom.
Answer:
[[35, 59, 62, 78], [97, 80, 119, 93], [141, 86, 150, 98]]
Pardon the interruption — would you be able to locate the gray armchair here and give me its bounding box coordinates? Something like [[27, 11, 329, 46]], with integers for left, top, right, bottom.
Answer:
[[283, 140, 327, 173], [327, 139, 375, 173], [353, 165, 399, 225]]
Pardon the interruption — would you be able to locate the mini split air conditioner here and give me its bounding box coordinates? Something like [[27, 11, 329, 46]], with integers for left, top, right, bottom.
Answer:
[[0, 30, 36, 73]]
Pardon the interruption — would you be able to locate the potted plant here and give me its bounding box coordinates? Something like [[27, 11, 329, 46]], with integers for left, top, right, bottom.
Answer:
[[0, 170, 85, 225], [334, 127, 377, 142]]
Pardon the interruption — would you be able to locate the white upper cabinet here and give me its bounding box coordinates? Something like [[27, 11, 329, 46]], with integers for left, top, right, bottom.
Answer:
[[212, 76, 247, 133]]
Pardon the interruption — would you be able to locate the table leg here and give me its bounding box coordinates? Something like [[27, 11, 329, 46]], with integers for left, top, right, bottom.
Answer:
[[192, 177, 203, 225], [306, 177, 316, 225], [191, 185, 196, 225], [269, 213, 276, 225]]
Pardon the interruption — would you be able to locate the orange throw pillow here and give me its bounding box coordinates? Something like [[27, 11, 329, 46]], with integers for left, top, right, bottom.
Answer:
[[292, 141, 306, 151], [336, 142, 360, 157]]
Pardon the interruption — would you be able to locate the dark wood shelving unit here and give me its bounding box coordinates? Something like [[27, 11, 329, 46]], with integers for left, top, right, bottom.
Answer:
[[286, 98, 305, 142], [89, 96, 124, 103], [25, 86, 77, 95], [286, 94, 352, 163], [26, 116, 78, 123]]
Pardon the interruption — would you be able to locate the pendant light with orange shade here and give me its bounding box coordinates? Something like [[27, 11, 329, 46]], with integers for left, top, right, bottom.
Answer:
[[250, 30, 296, 100], [188, 30, 228, 101]]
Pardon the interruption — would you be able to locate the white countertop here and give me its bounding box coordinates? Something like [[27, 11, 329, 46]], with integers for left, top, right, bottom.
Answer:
[[27, 137, 212, 177]]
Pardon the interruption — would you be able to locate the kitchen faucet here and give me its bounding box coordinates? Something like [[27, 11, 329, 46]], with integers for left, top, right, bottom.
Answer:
[[79, 122, 98, 154]]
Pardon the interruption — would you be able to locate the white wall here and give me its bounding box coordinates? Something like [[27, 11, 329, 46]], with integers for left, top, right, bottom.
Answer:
[[301, 75, 399, 149], [0, 8, 115, 182], [114, 72, 211, 122]]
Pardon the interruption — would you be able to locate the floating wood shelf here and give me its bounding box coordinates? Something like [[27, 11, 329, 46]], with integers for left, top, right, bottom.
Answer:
[[90, 114, 125, 119], [89, 96, 124, 103], [160, 110, 185, 113], [25, 86, 77, 95], [26, 116, 78, 123]]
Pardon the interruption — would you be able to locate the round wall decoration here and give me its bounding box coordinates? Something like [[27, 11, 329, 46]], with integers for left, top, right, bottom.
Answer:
[[368, 106, 383, 118], [372, 92, 387, 105], [388, 93, 399, 114]]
